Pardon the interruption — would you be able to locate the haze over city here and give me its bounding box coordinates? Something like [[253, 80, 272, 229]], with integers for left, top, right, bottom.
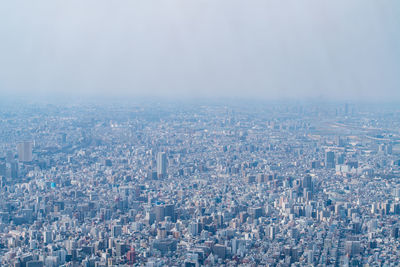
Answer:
[[1, 1, 400, 267], [0, 0, 399, 101]]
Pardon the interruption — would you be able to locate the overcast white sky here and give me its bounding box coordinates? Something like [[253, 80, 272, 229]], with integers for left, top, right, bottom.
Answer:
[[0, 0, 399, 101]]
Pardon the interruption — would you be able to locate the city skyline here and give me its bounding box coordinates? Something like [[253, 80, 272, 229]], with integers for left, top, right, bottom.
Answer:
[[1, 1, 400, 266], [0, 101, 400, 265]]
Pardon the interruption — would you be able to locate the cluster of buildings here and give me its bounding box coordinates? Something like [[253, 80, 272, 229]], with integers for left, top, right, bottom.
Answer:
[[0, 101, 399, 266]]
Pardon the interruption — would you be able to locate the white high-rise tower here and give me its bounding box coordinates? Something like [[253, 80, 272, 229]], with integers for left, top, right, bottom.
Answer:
[[17, 141, 32, 162], [157, 152, 167, 178]]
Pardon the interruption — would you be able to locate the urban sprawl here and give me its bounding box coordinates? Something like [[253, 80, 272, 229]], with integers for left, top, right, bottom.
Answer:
[[1, 101, 400, 267]]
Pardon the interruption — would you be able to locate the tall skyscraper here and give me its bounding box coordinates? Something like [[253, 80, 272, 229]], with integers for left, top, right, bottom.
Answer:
[[157, 152, 167, 178], [325, 151, 335, 169], [155, 205, 165, 222], [164, 203, 175, 222], [302, 175, 312, 190], [17, 141, 32, 162], [10, 162, 18, 179]]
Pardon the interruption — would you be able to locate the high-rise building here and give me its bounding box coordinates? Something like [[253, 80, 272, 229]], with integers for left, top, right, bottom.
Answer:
[[17, 141, 32, 162], [157, 152, 167, 178], [302, 175, 312, 190], [43, 231, 52, 244], [164, 203, 175, 222], [6, 151, 14, 163], [155, 205, 165, 222], [0, 162, 6, 177], [325, 151, 335, 169], [335, 136, 345, 147], [112, 225, 122, 237], [127, 247, 136, 265], [10, 162, 18, 179], [345, 241, 360, 256], [116, 242, 129, 257], [337, 153, 345, 164]]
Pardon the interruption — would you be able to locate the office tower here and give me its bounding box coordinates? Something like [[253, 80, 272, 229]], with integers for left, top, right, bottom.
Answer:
[[269, 225, 276, 240], [392, 227, 399, 238], [345, 241, 360, 256], [213, 244, 226, 260], [337, 153, 345, 164], [164, 203, 175, 222], [325, 151, 335, 169], [311, 160, 320, 169], [245, 175, 255, 184], [127, 247, 136, 265], [189, 222, 203, 236], [335, 136, 345, 147], [157, 152, 167, 178], [302, 175, 312, 190], [157, 227, 167, 239], [147, 170, 158, 180], [43, 231, 52, 244], [145, 211, 156, 225], [249, 207, 263, 220], [0, 162, 6, 177], [10, 162, 18, 179], [305, 190, 313, 201], [6, 151, 14, 163], [112, 225, 122, 237], [18, 141, 33, 162], [116, 243, 129, 257], [155, 205, 165, 222]]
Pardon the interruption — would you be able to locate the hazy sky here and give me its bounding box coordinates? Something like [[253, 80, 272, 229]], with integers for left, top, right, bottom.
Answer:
[[0, 0, 399, 101]]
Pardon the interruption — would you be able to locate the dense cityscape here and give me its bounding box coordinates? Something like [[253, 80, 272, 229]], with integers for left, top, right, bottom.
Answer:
[[0, 100, 399, 266]]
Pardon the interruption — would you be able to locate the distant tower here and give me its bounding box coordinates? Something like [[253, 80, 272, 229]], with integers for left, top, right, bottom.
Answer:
[[60, 133, 67, 144], [10, 162, 18, 179], [43, 231, 52, 244], [335, 136, 345, 147], [6, 151, 14, 163], [164, 203, 175, 222], [302, 175, 312, 190], [17, 141, 32, 162], [127, 247, 136, 265], [325, 151, 335, 169], [157, 152, 167, 178], [337, 153, 345, 165], [344, 103, 349, 116], [155, 204, 165, 222]]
